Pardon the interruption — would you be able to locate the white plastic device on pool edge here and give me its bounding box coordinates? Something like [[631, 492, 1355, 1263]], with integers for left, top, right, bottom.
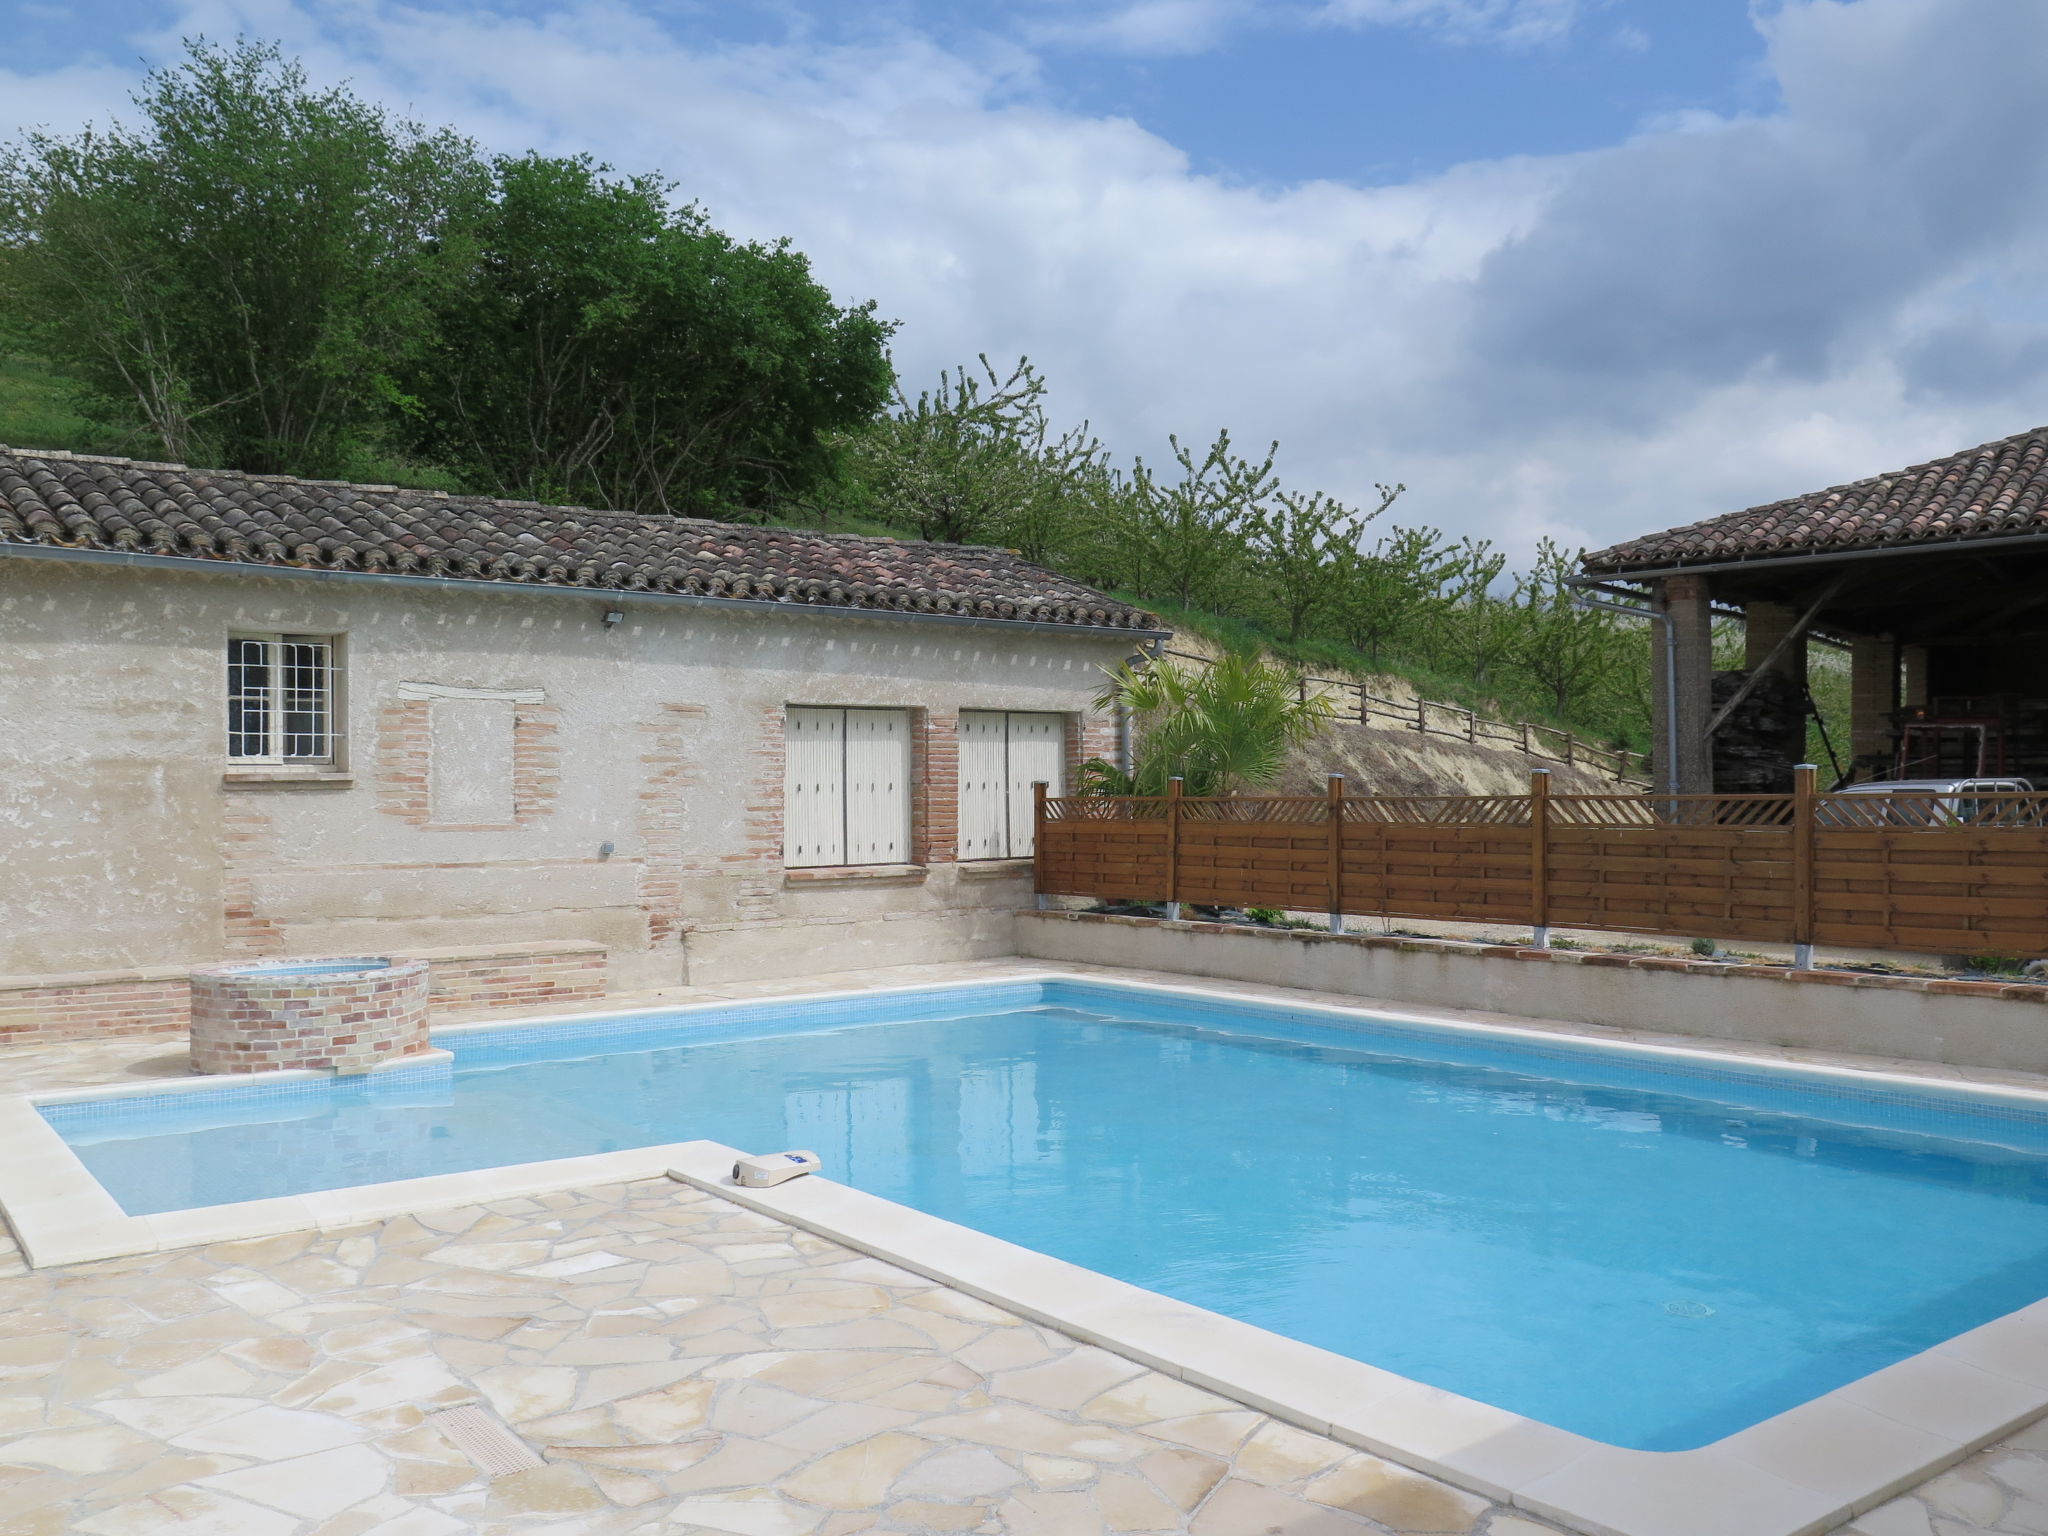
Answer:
[[733, 1150, 822, 1188]]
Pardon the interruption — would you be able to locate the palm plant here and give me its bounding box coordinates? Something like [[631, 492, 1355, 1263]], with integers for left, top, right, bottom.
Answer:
[[1085, 652, 1337, 797]]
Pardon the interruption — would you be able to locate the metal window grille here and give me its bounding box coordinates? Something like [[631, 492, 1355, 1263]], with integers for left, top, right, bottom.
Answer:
[[226, 633, 341, 764]]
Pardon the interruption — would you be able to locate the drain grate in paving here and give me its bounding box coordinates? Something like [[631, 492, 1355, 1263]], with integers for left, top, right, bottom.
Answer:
[[428, 1404, 547, 1477]]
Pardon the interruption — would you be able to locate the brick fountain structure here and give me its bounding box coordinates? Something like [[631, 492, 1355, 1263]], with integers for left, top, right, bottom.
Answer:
[[188, 957, 432, 1074]]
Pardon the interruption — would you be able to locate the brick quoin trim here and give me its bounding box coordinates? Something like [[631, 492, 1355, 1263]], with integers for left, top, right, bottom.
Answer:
[[732, 701, 788, 922], [222, 797, 287, 956], [1067, 710, 1118, 790], [512, 702, 562, 825], [638, 704, 706, 945], [917, 710, 960, 866], [377, 696, 562, 829], [375, 698, 433, 823]]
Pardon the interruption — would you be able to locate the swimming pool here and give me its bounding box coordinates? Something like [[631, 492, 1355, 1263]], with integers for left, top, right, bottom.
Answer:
[[39, 977, 2048, 1452]]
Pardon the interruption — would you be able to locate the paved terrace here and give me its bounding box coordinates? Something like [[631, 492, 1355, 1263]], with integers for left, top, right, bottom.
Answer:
[[3, 959, 2047, 1536]]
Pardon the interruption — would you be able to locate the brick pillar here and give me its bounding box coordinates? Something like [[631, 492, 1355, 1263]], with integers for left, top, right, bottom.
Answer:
[[1744, 599, 1810, 762], [1652, 574, 1715, 794], [1901, 643, 1929, 709], [1850, 635, 1900, 776]]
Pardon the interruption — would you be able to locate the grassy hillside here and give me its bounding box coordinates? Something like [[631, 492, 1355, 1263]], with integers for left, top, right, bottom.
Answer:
[[0, 357, 143, 456]]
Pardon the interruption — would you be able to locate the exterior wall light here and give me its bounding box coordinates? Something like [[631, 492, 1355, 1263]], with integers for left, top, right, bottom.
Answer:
[[602, 610, 625, 629]]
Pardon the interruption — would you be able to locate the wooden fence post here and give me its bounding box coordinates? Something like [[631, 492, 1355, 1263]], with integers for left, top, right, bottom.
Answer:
[[1530, 769, 1551, 948], [1327, 775, 1346, 933], [1164, 777, 1184, 921], [1792, 762, 1816, 968], [1032, 781, 1048, 911]]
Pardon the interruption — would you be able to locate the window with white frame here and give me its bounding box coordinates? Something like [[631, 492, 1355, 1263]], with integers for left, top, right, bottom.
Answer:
[[227, 634, 340, 765], [958, 711, 1064, 860], [784, 707, 912, 867]]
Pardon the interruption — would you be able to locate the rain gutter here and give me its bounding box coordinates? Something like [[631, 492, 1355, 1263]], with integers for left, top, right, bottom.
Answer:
[[0, 541, 1171, 643], [1569, 528, 2048, 585]]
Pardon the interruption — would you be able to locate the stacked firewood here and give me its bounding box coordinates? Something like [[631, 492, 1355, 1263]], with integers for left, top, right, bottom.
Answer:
[[1710, 669, 1806, 793]]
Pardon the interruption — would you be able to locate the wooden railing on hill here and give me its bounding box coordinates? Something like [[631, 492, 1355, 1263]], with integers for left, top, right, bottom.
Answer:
[[1157, 648, 1650, 784], [1032, 772, 2048, 960]]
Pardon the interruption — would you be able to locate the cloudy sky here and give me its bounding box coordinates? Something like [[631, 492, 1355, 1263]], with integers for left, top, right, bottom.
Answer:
[[5, 0, 2047, 554]]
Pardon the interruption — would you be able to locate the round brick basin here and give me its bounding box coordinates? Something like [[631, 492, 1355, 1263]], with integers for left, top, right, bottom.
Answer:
[[189, 957, 431, 1075]]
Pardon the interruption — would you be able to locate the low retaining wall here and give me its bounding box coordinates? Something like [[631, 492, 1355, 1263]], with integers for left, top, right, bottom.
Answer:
[[0, 967, 191, 1048], [408, 941, 609, 1016], [0, 940, 607, 1047], [1017, 910, 2048, 1075]]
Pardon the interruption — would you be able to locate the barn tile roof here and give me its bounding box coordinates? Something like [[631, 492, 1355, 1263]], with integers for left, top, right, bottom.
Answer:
[[1582, 425, 2048, 574], [0, 446, 1157, 631]]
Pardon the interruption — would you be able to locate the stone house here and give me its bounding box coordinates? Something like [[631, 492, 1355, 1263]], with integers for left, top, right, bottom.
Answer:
[[0, 447, 1162, 1042]]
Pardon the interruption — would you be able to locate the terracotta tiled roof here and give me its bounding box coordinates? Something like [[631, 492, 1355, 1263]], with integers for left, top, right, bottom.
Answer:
[[1583, 425, 2048, 574], [0, 446, 1157, 631]]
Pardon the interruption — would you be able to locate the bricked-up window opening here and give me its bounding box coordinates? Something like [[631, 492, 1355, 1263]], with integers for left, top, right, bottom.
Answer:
[[958, 711, 1065, 859], [784, 706, 912, 867], [227, 634, 340, 764]]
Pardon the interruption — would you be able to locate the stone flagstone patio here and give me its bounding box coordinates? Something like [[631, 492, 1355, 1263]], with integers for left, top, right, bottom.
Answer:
[[6, 959, 2048, 1535], [1, 1179, 1567, 1536]]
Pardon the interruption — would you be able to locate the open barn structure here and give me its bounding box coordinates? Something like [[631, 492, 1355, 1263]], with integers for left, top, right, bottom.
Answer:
[[1577, 425, 2048, 796]]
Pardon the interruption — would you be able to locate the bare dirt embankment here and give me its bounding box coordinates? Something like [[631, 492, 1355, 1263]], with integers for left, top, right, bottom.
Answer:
[[1157, 637, 1634, 797], [1278, 702, 1634, 797]]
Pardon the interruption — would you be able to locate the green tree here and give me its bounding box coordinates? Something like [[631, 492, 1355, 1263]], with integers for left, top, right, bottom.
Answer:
[[405, 152, 893, 514], [0, 39, 477, 474], [1113, 430, 1277, 611], [1251, 482, 1404, 641], [1086, 653, 1337, 797], [1328, 524, 1458, 665], [1419, 536, 1515, 685], [1506, 537, 1625, 718], [837, 356, 1105, 552]]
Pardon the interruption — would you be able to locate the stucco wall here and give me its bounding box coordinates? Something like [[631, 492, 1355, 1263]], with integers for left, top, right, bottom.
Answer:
[[0, 556, 1132, 990], [1017, 910, 2048, 1075]]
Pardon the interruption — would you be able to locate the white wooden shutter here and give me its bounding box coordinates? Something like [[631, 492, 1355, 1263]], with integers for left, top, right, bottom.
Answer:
[[1005, 713, 1065, 858], [784, 707, 846, 867], [844, 708, 911, 864], [957, 711, 1008, 860]]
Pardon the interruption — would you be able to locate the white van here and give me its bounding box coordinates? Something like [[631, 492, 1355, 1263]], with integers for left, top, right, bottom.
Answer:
[[1824, 778, 2039, 826]]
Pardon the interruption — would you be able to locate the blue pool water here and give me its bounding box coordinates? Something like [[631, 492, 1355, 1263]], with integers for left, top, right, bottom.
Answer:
[[45, 980, 2048, 1450]]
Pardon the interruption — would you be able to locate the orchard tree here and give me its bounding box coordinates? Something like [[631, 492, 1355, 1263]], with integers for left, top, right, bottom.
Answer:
[[1251, 482, 1402, 640], [838, 356, 1106, 553]]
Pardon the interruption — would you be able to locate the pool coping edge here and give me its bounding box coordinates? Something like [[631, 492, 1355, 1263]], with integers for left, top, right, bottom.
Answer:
[[666, 1146, 2048, 1536]]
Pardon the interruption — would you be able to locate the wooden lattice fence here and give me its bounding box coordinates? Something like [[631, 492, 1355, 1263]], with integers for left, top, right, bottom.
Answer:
[[1032, 774, 2048, 959]]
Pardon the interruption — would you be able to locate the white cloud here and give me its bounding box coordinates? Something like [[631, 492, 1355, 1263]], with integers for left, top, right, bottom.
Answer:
[[1028, 0, 1254, 56], [3, 0, 2046, 564], [1314, 0, 1593, 48], [1024, 0, 1595, 55]]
